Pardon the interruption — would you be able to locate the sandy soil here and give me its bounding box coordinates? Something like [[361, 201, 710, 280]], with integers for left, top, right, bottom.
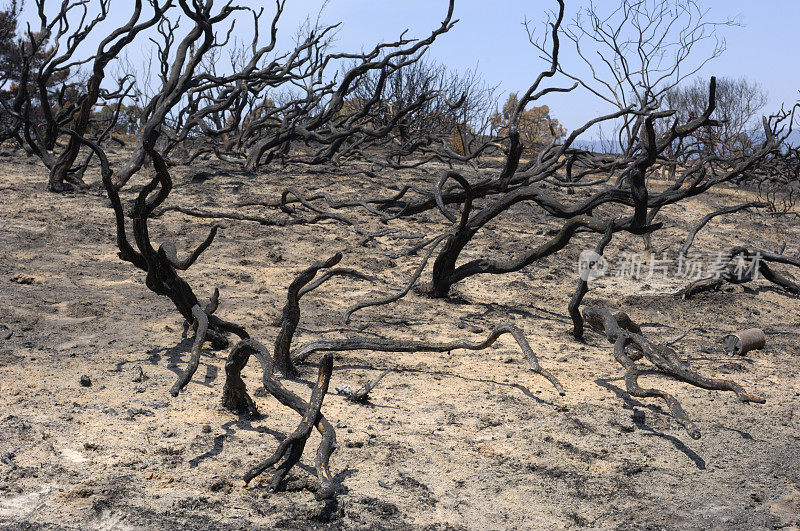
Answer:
[[1, 149, 799, 530]]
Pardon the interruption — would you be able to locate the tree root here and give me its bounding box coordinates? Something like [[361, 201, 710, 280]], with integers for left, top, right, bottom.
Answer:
[[583, 306, 765, 439]]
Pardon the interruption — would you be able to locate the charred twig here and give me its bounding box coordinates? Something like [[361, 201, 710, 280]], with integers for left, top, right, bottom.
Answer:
[[665, 331, 689, 346], [153, 205, 294, 227]]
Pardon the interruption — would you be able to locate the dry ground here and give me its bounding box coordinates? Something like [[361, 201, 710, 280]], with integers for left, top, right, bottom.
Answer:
[[1, 149, 799, 530]]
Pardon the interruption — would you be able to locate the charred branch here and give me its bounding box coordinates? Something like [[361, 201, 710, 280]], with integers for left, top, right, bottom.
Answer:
[[583, 306, 764, 439]]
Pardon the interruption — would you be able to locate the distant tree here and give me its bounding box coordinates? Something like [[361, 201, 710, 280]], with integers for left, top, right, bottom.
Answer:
[[0, 0, 21, 135], [0, 0, 76, 148], [490, 93, 566, 152], [662, 76, 768, 157], [343, 57, 497, 163], [0, 1, 19, 80], [532, 0, 739, 156], [92, 103, 143, 137]]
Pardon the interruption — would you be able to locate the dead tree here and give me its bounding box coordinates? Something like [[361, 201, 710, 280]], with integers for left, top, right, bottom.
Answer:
[[421, 3, 790, 300], [1, 0, 170, 191], [66, 128, 342, 496], [108, 0, 474, 183], [583, 306, 765, 439], [534, 0, 739, 157], [304, 1, 793, 348], [44, 0, 351, 496]]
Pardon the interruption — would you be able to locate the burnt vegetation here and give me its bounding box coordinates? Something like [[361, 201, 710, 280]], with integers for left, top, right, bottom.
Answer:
[[0, 0, 798, 508]]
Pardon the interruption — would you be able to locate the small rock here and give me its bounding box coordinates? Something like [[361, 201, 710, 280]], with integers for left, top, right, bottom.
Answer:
[[10, 275, 36, 285], [132, 365, 146, 382], [79, 375, 92, 387], [201, 425, 212, 434], [336, 384, 353, 396], [126, 408, 155, 420]]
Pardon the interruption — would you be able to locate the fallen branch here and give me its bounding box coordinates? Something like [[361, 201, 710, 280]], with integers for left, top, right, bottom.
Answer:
[[293, 325, 564, 396], [583, 306, 765, 439]]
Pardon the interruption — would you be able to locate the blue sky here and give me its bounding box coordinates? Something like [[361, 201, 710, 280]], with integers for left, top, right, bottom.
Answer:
[[304, 0, 800, 131], [17, 0, 799, 133]]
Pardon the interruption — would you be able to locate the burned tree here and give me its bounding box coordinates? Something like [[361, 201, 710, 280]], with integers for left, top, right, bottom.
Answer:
[[1, 0, 170, 190], [65, 126, 344, 495], [107, 0, 482, 182], [37, 0, 576, 499]]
